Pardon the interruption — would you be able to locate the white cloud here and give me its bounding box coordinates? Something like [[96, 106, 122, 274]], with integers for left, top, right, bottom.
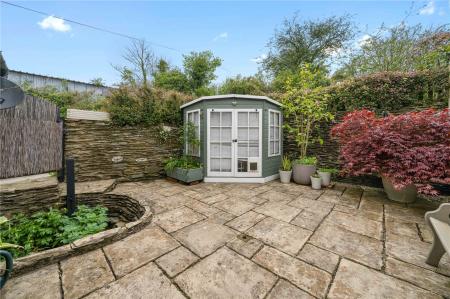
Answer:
[[213, 32, 228, 41], [38, 16, 71, 32], [250, 53, 267, 63], [357, 34, 371, 48], [419, 1, 435, 15]]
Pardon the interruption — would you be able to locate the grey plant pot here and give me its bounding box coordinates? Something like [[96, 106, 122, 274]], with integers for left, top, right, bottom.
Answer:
[[279, 170, 292, 184], [167, 167, 204, 183], [381, 175, 417, 203], [310, 176, 322, 190], [293, 164, 317, 185], [318, 171, 331, 187]]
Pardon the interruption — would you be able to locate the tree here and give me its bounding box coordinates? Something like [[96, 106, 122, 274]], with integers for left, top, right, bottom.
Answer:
[[115, 39, 157, 86], [153, 68, 190, 93], [219, 74, 270, 95], [183, 51, 222, 94], [262, 14, 355, 76], [90, 77, 105, 87], [282, 65, 334, 158], [335, 23, 449, 78]]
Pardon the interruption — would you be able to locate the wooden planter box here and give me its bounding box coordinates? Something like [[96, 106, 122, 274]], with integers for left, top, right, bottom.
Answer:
[[166, 167, 204, 183]]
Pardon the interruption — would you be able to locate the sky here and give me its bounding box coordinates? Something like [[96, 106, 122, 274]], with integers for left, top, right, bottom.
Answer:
[[1, 0, 449, 86]]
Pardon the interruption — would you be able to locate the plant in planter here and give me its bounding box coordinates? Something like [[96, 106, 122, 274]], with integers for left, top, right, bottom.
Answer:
[[331, 108, 450, 202], [310, 172, 322, 190], [282, 65, 334, 185], [317, 168, 337, 187], [164, 156, 203, 183], [293, 156, 318, 185], [279, 156, 292, 183]]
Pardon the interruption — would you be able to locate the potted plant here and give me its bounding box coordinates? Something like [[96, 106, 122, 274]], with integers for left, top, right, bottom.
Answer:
[[164, 156, 203, 183], [282, 65, 334, 186], [293, 156, 317, 185], [279, 156, 292, 183], [331, 108, 450, 202], [317, 168, 337, 187], [310, 172, 322, 190]]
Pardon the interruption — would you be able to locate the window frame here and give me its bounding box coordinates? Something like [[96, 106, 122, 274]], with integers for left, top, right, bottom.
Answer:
[[268, 109, 281, 157], [185, 109, 201, 157]]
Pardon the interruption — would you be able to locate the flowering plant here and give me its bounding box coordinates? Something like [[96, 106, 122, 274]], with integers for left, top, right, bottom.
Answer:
[[331, 108, 449, 195]]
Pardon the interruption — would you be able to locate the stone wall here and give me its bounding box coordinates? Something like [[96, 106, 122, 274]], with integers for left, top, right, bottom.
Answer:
[[64, 110, 179, 182], [0, 175, 60, 217]]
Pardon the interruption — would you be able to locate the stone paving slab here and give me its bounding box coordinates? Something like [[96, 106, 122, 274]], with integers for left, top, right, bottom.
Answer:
[[153, 206, 205, 233], [385, 218, 420, 240], [288, 197, 334, 213], [386, 257, 450, 297], [213, 198, 256, 216], [184, 199, 221, 216], [156, 246, 199, 277], [253, 201, 301, 222], [227, 235, 263, 258], [173, 220, 238, 257], [258, 190, 296, 203], [333, 204, 382, 222], [266, 279, 315, 299], [297, 243, 340, 274], [103, 226, 179, 277], [225, 211, 266, 232], [85, 262, 185, 299], [385, 204, 427, 224], [253, 246, 332, 298], [324, 210, 382, 240], [386, 233, 450, 275], [198, 193, 228, 205], [247, 217, 312, 255], [328, 259, 440, 299], [2, 264, 61, 299], [175, 247, 277, 298], [290, 209, 326, 231], [309, 223, 383, 269], [207, 210, 236, 224], [61, 249, 114, 299]]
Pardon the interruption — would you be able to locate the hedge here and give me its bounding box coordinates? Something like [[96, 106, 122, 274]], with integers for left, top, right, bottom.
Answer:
[[325, 69, 449, 113]]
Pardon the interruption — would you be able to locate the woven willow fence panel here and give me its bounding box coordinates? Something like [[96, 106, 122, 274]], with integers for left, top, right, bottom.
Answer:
[[0, 95, 62, 179]]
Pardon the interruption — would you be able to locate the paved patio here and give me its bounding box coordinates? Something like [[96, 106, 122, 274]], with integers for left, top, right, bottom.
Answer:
[[3, 180, 450, 298]]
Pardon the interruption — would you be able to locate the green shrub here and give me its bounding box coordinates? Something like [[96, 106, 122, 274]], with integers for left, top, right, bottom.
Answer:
[[326, 69, 449, 112], [164, 156, 202, 172], [0, 205, 108, 258], [107, 86, 191, 127], [295, 156, 317, 165], [22, 83, 107, 118]]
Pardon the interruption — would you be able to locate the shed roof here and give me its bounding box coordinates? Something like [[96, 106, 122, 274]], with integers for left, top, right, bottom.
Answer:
[[180, 94, 282, 109]]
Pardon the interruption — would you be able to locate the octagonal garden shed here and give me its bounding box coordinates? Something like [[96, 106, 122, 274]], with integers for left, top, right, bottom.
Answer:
[[181, 94, 283, 183]]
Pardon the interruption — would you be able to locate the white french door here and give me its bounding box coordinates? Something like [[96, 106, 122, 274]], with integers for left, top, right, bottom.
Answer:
[[207, 109, 262, 177]]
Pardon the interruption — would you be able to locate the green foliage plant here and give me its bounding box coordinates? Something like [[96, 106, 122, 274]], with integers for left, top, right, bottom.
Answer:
[[0, 205, 108, 258], [164, 156, 202, 172], [282, 65, 334, 159], [280, 156, 292, 171], [295, 156, 317, 165]]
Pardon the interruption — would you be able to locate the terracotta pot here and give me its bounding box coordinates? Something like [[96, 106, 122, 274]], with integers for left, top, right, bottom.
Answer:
[[310, 176, 322, 190], [279, 170, 292, 184], [293, 164, 316, 185], [381, 175, 417, 203], [318, 171, 331, 186]]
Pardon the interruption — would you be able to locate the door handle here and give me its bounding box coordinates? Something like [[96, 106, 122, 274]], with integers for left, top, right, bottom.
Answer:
[[232, 139, 237, 142]]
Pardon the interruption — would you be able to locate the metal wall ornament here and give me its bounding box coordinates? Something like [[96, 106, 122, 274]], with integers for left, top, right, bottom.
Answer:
[[0, 52, 25, 109]]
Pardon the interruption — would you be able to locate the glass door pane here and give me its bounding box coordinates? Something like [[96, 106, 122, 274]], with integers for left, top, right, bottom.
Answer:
[[209, 110, 233, 176], [236, 110, 260, 176]]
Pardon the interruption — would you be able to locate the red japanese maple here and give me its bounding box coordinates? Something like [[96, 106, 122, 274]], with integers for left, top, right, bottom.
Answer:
[[331, 108, 450, 195]]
